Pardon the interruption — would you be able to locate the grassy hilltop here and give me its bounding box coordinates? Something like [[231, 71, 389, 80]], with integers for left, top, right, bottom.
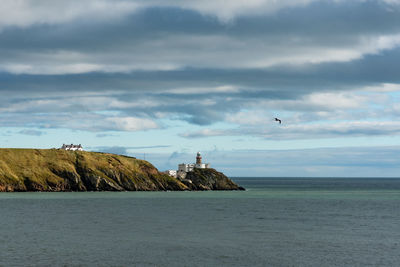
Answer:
[[0, 148, 187, 192], [0, 148, 244, 192]]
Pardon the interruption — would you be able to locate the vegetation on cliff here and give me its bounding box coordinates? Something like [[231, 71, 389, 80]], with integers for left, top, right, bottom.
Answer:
[[0, 149, 187, 192], [0, 148, 244, 192], [183, 168, 245, 191]]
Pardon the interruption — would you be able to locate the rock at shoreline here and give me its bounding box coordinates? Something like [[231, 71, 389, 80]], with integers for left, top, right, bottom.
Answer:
[[0, 148, 244, 192]]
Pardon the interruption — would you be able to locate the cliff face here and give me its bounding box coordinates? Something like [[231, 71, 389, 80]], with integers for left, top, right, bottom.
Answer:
[[0, 149, 244, 192], [183, 168, 245, 191], [0, 149, 187, 192]]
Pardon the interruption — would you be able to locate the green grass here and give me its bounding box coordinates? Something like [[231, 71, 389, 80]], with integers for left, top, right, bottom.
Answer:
[[0, 148, 187, 191]]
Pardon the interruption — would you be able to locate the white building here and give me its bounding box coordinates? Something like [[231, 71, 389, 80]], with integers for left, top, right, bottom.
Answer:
[[178, 163, 195, 173], [176, 152, 210, 178], [163, 152, 211, 178], [61, 144, 84, 151], [163, 170, 177, 178]]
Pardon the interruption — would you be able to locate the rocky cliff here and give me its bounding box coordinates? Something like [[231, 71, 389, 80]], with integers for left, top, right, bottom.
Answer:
[[182, 168, 245, 191], [0, 149, 243, 192]]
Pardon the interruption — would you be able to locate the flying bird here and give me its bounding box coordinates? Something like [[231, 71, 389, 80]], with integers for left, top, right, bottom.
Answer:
[[274, 118, 282, 124]]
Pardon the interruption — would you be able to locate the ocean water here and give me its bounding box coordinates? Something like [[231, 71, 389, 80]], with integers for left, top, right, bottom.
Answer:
[[1, 178, 400, 267]]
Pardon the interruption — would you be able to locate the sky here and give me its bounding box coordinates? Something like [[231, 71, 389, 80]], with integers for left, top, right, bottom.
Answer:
[[1, 0, 400, 177]]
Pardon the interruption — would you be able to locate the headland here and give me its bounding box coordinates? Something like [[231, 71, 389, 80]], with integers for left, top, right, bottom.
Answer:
[[0, 148, 244, 192]]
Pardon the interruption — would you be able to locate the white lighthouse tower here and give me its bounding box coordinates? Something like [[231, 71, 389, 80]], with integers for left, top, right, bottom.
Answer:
[[175, 151, 211, 178], [195, 152, 210, 169]]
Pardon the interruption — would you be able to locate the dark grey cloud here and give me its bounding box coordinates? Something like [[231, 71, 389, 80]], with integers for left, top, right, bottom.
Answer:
[[2, 46, 400, 128], [0, 1, 399, 78], [0, 1, 400, 134], [1, 2, 400, 53], [2, 44, 400, 95]]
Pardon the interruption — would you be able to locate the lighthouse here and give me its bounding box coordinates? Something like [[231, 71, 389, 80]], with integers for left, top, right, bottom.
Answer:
[[176, 152, 211, 178], [196, 152, 202, 164]]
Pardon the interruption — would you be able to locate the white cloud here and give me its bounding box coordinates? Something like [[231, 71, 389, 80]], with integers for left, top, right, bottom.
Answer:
[[0, 63, 102, 75], [227, 110, 272, 126], [1, 0, 400, 140], [3, 32, 400, 75], [0, 0, 141, 29], [242, 91, 370, 116], [182, 121, 400, 140], [306, 92, 367, 109], [382, 0, 400, 4], [148, 0, 317, 23], [363, 83, 400, 92], [0, 0, 317, 29], [106, 117, 159, 131], [1, 0, 399, 31]]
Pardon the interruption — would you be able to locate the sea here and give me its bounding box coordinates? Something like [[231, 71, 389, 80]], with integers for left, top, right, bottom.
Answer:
[[1, 178, 399, 267]]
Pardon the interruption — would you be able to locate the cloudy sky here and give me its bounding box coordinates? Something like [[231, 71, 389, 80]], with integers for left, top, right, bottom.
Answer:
[[1, 0, 400, 177]]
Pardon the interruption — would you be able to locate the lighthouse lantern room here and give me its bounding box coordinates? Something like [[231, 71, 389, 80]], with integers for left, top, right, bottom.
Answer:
[[196, 152, 202, 164]]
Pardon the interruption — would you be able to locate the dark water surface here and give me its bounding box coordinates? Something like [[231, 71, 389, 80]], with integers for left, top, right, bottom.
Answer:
[[1, 178, 399, 266]]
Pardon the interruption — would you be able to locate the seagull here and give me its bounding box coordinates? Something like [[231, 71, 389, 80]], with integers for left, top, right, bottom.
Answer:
[[274, 118, 282, 124]]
